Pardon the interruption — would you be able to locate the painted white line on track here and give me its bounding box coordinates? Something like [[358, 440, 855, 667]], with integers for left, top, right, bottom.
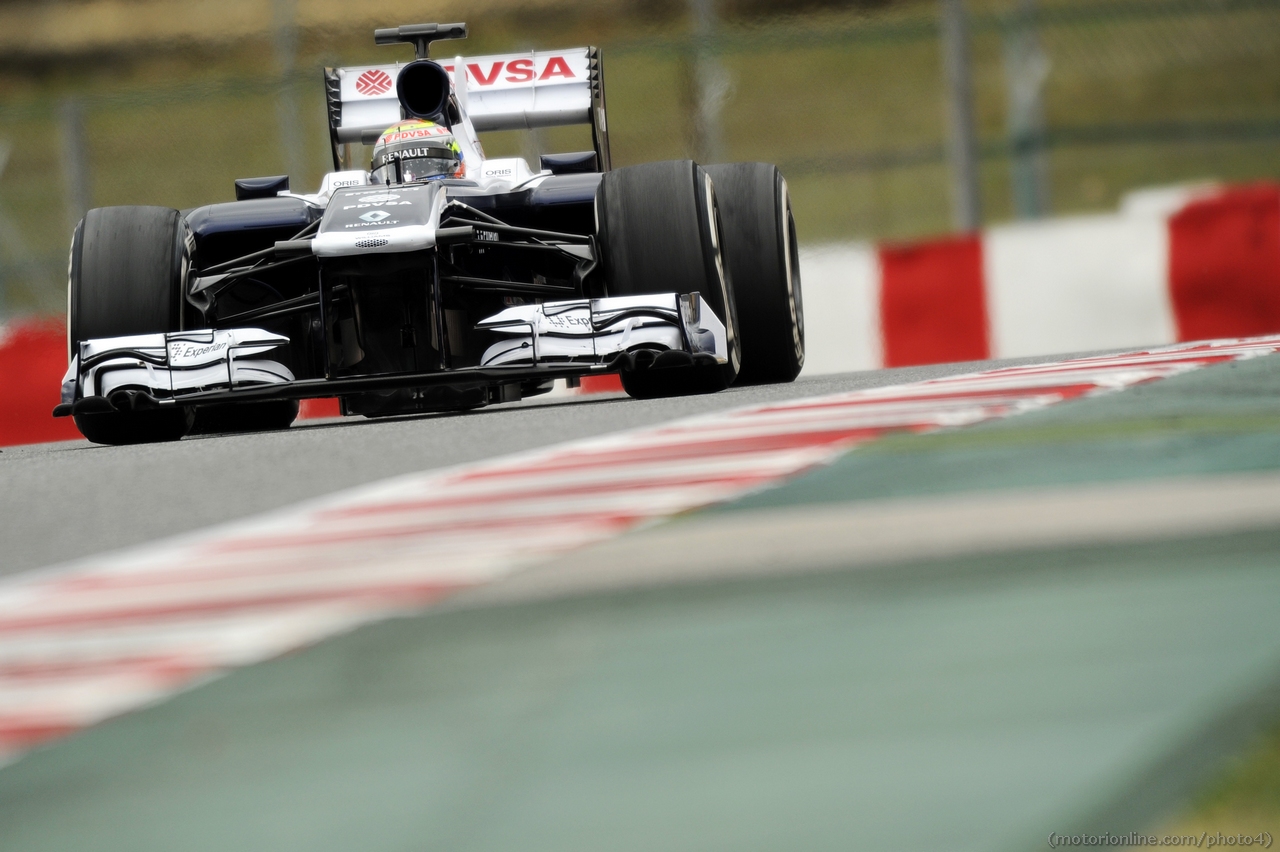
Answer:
[[1, 336, 1278, 764]]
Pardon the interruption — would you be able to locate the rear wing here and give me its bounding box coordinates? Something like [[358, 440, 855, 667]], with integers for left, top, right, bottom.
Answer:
[[323, 47, 611, 173]]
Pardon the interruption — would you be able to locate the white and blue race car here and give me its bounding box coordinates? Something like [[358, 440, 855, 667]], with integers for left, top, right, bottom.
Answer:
[[56, 21, 803, 444]]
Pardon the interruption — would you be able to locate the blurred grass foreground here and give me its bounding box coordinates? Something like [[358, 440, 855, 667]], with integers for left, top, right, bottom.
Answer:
[[0, 0, 1277, 318]]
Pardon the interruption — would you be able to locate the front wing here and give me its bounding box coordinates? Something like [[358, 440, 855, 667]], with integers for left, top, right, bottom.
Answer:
[[53, 293, 726, 417]]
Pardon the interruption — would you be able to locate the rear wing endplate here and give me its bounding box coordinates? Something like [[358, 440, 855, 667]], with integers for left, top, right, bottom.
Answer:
[[324, 47, 610, 173]]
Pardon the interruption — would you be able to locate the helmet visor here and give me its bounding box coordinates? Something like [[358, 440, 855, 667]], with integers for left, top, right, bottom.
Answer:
[[400, 152, 460, 182]]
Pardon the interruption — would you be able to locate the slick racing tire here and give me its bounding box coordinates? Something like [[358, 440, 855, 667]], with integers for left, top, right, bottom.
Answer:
[[69, 205, 194, 445], [704, 163, 804, 384], [596, 160, 742, 399], [189, 400, 299, 435]]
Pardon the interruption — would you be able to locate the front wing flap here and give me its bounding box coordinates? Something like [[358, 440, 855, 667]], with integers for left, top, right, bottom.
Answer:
[[53, 294, 724, 416], [56, 328, 293, 416], [477, 293, 726, 368]]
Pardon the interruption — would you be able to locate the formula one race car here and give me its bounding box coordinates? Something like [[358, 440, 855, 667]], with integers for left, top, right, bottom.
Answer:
[[55, 22, 804, 444]]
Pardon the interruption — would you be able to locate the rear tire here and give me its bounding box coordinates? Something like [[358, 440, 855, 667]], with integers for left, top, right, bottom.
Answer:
[[704, 163, 804, 384], [596, 160, 741, 399], [69, 206, 193, 445]]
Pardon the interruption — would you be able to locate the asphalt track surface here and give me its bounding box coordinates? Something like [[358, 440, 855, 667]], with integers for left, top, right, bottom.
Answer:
[[0, 359, 1031, 579]]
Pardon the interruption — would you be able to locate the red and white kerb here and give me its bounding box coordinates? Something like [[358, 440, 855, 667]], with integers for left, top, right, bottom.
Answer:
[[1, 336, 1278, 764]]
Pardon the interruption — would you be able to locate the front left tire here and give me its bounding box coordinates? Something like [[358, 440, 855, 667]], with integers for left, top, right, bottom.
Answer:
[[69, 205, 194, 445]]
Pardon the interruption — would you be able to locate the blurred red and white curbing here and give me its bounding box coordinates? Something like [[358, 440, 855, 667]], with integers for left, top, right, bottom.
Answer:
[[797, 181, 1280, 374]]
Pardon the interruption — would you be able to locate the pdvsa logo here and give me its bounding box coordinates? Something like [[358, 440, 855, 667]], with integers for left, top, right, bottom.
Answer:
[[444, 55, 578, 87]]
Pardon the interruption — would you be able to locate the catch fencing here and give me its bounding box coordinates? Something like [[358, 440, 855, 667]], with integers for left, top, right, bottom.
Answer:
[[0, 0, 1277, 317]]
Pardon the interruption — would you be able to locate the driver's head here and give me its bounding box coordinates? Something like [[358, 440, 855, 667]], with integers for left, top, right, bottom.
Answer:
[[370, 120, 464, 184]]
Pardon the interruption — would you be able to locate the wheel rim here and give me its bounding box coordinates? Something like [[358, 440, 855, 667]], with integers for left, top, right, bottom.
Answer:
[[779, 178, 804, 366], [704, 171, 740, 375]]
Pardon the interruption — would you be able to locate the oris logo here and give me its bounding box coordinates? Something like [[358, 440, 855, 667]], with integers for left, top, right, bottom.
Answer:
[[355, 69, 393, 96]]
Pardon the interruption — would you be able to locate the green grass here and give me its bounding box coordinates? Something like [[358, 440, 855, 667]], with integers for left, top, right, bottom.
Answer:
[[1160, 721, 1280, 841]]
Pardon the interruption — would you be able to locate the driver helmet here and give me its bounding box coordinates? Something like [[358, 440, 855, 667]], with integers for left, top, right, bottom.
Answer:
[[370, 119, 464, 184]]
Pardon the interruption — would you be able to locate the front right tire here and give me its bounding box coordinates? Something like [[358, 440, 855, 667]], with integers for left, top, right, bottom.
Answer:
[[596, 160, 742, 399]]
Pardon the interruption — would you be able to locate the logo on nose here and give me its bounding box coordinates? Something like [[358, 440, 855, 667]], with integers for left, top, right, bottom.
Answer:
[[360, 211, 391, 223]]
